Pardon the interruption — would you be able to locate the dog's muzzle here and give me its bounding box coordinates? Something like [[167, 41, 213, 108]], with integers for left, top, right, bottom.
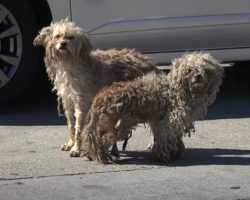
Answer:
[[59, 42, 67, 50], [190, 74, 206, 90], [56, 42, 68, 51]]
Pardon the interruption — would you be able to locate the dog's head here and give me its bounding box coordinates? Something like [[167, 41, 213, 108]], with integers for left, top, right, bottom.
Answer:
[[33, 19, 93, 61], [171, 52, 224, 104]]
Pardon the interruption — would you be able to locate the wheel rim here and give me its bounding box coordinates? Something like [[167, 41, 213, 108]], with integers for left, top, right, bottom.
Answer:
[[0, 4, 22, 88]]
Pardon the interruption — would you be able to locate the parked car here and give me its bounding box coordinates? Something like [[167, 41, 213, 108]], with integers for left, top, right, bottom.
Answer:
[[1, 0, 250, 105]]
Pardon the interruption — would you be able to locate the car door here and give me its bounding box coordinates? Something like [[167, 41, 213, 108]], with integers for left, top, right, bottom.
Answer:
[[71, 0, 250, 57]]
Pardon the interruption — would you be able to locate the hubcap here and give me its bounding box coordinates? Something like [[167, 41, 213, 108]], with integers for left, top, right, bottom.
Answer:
[[0, 4, 22, 88]]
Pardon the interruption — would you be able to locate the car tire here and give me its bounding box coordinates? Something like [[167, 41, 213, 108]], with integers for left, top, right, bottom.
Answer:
[[0, 0, 41, 106]]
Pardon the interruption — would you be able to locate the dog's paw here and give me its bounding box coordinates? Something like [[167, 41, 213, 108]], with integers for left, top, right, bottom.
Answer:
[[109, 155, 120, 164], [70, 150, 81, 157], [171, 140, 185, 160], [151, 144, 171, 163], [60, 143, 72, 151], [147, 143, 153, 150]]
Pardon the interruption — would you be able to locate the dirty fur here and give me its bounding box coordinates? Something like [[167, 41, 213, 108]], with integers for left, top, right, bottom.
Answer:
[[81, 52, 224, 164], [33, 19, 159, 157]]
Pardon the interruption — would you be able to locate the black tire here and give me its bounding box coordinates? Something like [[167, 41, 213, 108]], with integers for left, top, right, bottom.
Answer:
[[0, 0, 41, 106]]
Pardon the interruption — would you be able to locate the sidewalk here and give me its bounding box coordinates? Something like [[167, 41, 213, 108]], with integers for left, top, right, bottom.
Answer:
[[1, 119, 250, 199]]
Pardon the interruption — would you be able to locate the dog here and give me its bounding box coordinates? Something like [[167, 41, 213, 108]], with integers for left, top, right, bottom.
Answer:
[[33, 19, 159, 157], [80, 52, 224, 164]]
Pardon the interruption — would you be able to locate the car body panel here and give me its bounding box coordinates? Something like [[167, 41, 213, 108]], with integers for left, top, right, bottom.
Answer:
[[69, 0, 250, 31], [88, 14, 250, 53], [47, 0, 71, 21], [47, 0, 250, 63]]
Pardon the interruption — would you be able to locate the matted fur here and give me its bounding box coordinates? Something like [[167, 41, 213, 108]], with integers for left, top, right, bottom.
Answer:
[[33, 19, 159, 156], [81, 52, 224, 164]]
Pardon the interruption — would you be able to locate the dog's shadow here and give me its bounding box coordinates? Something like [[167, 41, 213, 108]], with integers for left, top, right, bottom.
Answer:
[[118, 148, 250, 166]]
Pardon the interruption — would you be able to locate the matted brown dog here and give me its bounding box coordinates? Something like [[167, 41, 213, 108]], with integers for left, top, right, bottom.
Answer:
[[81, 53, 224, 164], [33, 19, 159, 157]]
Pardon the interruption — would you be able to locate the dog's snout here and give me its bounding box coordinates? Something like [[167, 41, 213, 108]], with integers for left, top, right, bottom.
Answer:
[[59, 42, 67, 49], [195, 75, 203, 82], [191, 74, 203, 84], [191, 77, 196, 84]]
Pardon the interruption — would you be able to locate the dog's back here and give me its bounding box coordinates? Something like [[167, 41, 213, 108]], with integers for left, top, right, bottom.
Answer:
[[92, 48, 159, 81]]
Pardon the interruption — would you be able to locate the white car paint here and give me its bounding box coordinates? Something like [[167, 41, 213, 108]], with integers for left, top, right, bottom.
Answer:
[[47, 0, 250, 64]]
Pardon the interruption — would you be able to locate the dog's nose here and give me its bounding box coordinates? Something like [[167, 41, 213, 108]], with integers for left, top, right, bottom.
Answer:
[[59, 42, 67, 49], [191, 75, 203, 84]]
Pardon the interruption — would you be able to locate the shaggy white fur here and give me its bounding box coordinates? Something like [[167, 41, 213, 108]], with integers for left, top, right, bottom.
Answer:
[[33, 19, 159, 157]]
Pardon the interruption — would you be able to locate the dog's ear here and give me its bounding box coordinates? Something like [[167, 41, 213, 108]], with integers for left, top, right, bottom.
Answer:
[[33, 26, 52, 47], [79, 32, 93, 56]]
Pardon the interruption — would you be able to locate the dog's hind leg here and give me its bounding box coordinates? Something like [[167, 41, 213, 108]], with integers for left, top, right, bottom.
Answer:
[[110, 143, 119, 158], [117, 119, 137, 150], [149, 119, 180, 162]]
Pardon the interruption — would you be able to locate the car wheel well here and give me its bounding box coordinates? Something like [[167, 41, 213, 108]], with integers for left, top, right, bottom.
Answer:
[[27, 0, 52, 27]]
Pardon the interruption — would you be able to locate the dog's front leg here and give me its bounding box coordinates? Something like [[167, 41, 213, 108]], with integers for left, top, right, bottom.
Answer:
[[70, 107, 85, 157], [171, 136, 185, 159], [149, 119, 180, 162], [61, 108, 76, 151]]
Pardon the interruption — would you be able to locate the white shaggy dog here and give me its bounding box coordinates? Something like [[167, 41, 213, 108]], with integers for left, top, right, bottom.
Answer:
[[33, 19, 159, 156]]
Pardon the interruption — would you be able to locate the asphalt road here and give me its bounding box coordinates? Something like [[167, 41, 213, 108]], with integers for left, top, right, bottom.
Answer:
[[0, 66, 250, 200]]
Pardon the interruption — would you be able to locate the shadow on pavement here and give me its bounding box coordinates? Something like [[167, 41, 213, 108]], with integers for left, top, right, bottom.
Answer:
[[119, 148, 250, 166], [0, 94, 66, 126], [173, 148, 250, 166]]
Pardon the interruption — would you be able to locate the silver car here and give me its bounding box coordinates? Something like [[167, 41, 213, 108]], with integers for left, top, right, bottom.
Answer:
[[1, 0, 250, 105]]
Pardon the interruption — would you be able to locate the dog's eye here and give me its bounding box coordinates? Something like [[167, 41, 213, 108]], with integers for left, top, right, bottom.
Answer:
[[66, 36, 74, 40], [55, 34, 61, 39]]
